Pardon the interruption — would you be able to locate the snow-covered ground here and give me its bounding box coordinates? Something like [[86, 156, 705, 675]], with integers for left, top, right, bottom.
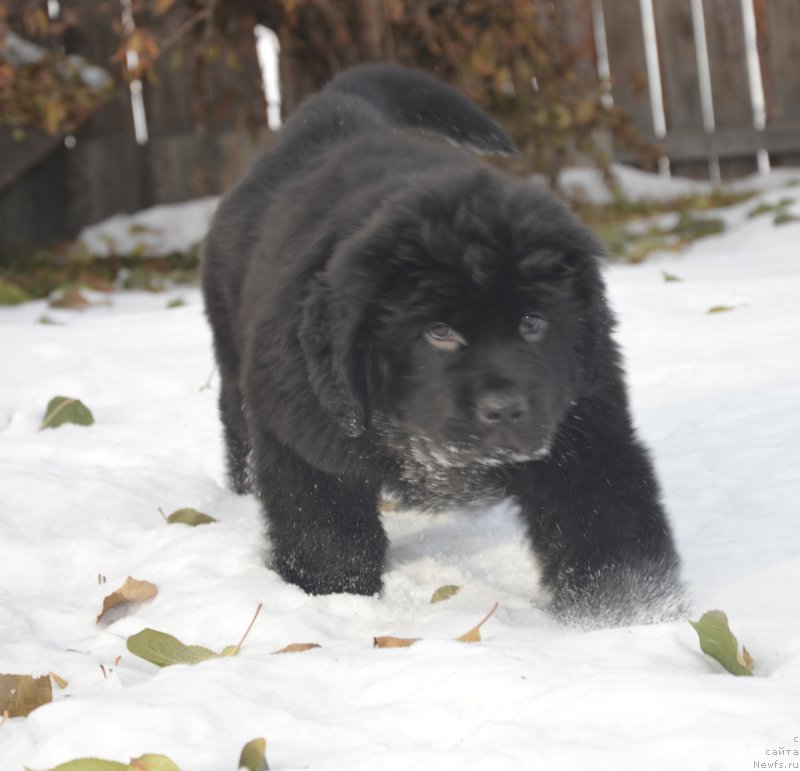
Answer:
[[1, 170, 799, 770], [76, 197, 219, 259]]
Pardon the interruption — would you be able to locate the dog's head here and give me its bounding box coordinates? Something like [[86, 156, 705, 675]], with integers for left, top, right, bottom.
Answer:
[[300, 169, 614, 467]]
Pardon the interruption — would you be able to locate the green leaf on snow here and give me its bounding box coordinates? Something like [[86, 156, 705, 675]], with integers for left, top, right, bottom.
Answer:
[[40, 396, 94, 430], [430, 585, 461, 604], [128, 755, 181, 771], [28, 760, 128, 771], [164, 508, 216, 527], [29, 754, 181, 771], [126, 628, 222, 667], [689, 609, 753, 676]]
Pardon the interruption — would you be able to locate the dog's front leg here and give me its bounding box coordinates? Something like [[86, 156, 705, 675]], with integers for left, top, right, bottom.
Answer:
[[508, 400, 686, 627], [252, 427, 387, 596]]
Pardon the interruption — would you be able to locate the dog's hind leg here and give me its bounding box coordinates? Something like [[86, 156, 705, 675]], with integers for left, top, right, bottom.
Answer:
[[219, 377, 252, 495], [252, 427, 387, 595], [202, 238, 253, 494]]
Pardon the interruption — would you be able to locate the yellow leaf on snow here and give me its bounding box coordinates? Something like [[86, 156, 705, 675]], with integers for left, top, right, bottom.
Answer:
[[373, 636, 420, 649], [238, 738, 269, 771], [271, 643, 321, 655], [455, 601, 499, 643], [49, 672, 69, 689], [374, 601, 500, 649], [430, 585, 461, 604]]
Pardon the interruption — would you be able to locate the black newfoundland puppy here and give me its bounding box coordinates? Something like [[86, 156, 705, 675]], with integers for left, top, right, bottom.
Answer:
[[203, 64, 684, 626]]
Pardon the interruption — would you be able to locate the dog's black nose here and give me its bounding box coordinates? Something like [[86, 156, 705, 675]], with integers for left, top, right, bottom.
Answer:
[[476, 391, 529, 426]]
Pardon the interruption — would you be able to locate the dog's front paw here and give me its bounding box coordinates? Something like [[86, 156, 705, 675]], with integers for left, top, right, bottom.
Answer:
[[274, 556, 383, 597], [549, 558, 688, 629]]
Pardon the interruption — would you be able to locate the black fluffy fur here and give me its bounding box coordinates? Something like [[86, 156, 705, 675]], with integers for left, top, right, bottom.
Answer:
[[202, 64, 685, 626]]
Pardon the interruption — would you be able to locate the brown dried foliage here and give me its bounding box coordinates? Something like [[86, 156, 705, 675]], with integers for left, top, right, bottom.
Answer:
[[2, 0, 654, 182], [237, 0, 656, 184], [0, 2, 112, 138]]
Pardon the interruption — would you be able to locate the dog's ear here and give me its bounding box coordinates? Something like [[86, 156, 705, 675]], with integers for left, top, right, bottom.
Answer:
[[299, 276, 371, 437], [571, 254, 618, 391], [520, 248, 614, 390]]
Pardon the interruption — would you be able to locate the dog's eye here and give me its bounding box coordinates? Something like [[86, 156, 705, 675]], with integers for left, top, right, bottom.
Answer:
[[426, 323, 466, 351], [428, 322, 453, 340], [519, 313, 547, 341]]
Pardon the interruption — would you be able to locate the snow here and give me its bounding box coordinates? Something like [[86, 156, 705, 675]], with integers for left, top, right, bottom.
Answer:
[[560, 162, 800, 204], [2, 169, 800, 770], [76, 198, 220, 259]]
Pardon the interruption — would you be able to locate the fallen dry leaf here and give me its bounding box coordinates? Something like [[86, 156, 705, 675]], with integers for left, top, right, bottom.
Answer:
[[0, 673, 52, 717], [49, 672, 69, 689], [373, 636, 420, 649], [271, 643, 321, 655], [455, 601, 499, 643], [374, 601, 500, 649], [97, 577, 158, 626]]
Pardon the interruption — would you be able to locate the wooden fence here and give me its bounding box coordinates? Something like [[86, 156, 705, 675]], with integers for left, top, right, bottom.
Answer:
[[601, 0, 800, 178], [1, 0, 799, 258], [0, 0, 271, 259]]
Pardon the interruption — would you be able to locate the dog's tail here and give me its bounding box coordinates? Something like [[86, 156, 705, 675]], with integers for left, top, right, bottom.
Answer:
[[327, 63, 519, 156]]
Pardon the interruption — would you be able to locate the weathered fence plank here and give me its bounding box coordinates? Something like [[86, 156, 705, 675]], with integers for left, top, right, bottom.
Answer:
[[664, 121, 800, 157], [652, 0, 711, 177], [0, 143, 74, 252], [601, 0, 655, 137], [138, 1, 198, 139], [653, 0, 703, 131], [702, 0, 757, 177], [755, 0, 800, 166], [0, 129, 60, 193]]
